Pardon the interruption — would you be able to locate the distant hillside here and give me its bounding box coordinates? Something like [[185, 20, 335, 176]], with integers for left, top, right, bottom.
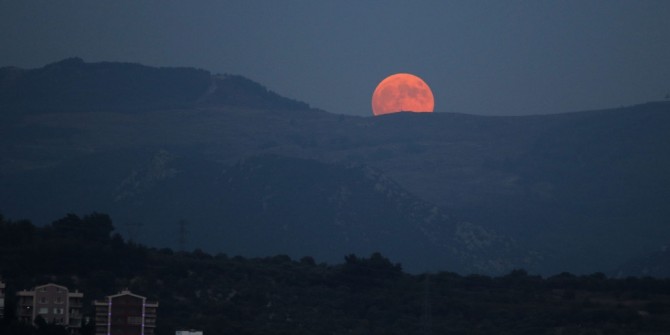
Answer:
[[0, 151, 534, 274], [0, 58, 309, 114], [616, 246, 670, 278], [1, 58, 669, 275], [197, 74, 310, 110], [200, 155, 533, 273]]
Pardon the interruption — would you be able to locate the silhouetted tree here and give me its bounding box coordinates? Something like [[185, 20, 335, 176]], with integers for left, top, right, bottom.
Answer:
[[51, 212, 113, 242]]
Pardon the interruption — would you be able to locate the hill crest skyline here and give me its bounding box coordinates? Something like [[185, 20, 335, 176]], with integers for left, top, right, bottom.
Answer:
[[3, 57, 667, 117]]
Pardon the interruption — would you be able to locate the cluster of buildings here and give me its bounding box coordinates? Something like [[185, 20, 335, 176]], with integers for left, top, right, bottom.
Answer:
[[1, 279, 158, 335]]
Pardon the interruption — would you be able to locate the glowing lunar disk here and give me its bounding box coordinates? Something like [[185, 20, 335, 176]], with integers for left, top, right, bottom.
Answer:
[[371, 73, 434, 116]]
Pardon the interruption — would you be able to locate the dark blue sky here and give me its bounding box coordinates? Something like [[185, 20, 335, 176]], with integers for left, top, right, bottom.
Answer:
[[1, 1, 668, 116]]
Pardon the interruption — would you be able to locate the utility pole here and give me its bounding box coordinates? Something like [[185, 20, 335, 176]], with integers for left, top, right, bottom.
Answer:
[[177, 219, 188, 252], [421, 273, 433, 335]]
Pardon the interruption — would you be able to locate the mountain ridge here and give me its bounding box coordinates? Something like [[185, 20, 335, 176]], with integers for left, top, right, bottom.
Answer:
[[1, 59, 669, 275], [0, 57, 310, 114]]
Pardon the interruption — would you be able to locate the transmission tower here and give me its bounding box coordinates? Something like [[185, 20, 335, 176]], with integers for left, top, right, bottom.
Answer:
[[124, 221, 143, 242]]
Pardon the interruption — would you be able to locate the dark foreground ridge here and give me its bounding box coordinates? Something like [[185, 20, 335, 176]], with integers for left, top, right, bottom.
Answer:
[[2, 213, 670, 335]]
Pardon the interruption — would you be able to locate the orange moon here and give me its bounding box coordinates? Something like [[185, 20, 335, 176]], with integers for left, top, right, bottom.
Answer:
[[371, 73, 434, 116]]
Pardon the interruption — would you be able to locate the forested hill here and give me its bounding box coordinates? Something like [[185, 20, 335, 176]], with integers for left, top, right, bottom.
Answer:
[[3, 213, 670, 335]]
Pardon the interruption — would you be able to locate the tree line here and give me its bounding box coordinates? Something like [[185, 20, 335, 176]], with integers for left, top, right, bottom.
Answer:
[[2, 213, 670, 334]]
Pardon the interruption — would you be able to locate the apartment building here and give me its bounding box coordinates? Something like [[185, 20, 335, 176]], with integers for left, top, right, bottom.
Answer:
[[94, 289, 158, 335], [16, 283, 84, 333], [0, 279, 5, 319]]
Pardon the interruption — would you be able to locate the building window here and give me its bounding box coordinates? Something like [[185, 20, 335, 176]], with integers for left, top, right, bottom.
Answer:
[[38, 307, 49, 314], [53, 308, 64, 314], [55, 297, 63, 304], [39, 297, 48, 304], [127, 316, 143, 325]]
